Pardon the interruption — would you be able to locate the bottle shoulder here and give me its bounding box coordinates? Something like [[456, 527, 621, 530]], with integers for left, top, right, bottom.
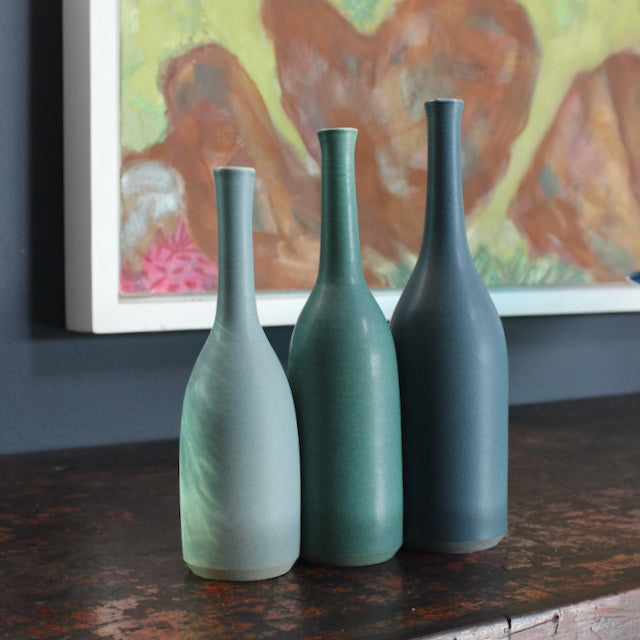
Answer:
[[190, 323, 284, 379], [290, 283, 395, 361], [295, 281, 390, 332], [391, 265, 503, 341]]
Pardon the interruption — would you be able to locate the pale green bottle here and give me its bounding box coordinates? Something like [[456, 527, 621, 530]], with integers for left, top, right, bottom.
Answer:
[[287, 128, 403, 566], [179, 167, 301, 580]]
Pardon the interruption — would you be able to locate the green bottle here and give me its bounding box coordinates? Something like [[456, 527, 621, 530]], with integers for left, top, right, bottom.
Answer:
[[288, 129, 403, 566]]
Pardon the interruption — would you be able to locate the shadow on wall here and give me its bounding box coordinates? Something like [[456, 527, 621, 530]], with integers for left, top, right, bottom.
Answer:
[[29, 0, 65, 337]]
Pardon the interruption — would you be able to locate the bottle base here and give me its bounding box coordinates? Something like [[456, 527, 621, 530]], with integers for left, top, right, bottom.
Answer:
[[187, 559, 296, 581], [404, 534, 505, 554], [303, 546, 399, 567]]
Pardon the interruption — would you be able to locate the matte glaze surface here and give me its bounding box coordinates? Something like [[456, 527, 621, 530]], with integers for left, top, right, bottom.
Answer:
[[390, 100, 509, 552], [179, 168, 301, 580], [288, 129, 403, 566]]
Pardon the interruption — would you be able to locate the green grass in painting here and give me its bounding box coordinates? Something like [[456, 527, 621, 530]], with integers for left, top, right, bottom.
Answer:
[[365, 248, 417, 289], [369, 245, 591, 289], [473, 245, 592, 287]]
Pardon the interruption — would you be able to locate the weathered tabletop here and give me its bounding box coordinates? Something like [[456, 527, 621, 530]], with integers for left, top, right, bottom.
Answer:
[[2, 393, 640, 639]]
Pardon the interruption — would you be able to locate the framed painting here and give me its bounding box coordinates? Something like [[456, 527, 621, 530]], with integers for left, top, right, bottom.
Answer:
[[63, 0, 640, 333]]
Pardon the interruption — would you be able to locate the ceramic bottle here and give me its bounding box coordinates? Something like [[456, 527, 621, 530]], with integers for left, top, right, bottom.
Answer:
[[288, 128, 403, 566], [179, 167, 301, 580], [390, 99, 508, 553]]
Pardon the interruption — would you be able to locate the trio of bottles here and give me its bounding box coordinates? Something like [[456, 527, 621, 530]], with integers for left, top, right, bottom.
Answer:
[[179, 99, 508, 580]]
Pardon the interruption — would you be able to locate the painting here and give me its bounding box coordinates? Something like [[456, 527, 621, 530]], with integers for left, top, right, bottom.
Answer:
[[63, 0, 640, 333]]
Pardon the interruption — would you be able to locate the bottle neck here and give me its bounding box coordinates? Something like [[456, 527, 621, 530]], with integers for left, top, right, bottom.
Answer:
[[317, 128, 365, 285], [421, 99, 471, 264], [214, 167, 260, 330]]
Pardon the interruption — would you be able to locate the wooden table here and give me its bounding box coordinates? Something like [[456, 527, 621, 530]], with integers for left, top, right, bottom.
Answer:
[[2, 394, 640, 639]]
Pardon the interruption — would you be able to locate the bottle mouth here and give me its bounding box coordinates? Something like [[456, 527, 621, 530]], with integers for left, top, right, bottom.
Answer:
[[425, 98, 464, 106], [424, 99, 464, 119], [317, 127, 358, 134], [213, 166, 256, 175]]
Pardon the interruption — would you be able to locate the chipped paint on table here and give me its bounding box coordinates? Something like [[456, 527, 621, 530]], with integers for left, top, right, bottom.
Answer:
[[2, 394, 640, 639]]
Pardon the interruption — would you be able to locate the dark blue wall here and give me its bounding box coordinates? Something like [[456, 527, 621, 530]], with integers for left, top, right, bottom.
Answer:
[[2, 1, 639, 454]]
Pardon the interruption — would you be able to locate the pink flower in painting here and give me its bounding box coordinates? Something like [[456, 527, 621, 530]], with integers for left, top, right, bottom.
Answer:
[[121, 217, 217, 294]]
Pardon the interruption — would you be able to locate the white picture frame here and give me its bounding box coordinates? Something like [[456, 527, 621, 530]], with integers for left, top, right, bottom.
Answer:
[[63, 0, 640, 333]]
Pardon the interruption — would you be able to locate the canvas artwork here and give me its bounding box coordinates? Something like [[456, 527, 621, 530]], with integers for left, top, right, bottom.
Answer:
[[118, 0, 640, 300]]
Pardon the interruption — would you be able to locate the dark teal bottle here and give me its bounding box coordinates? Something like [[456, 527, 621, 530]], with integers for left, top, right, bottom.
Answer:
[[390, 100, 508, 553], [288, 128, 403, 566]]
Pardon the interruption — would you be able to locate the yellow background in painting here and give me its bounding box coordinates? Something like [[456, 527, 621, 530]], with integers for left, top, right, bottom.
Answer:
[[120, 0, 640, 262], [120, 0, 295, 153], [468, 0, 640, 257]]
